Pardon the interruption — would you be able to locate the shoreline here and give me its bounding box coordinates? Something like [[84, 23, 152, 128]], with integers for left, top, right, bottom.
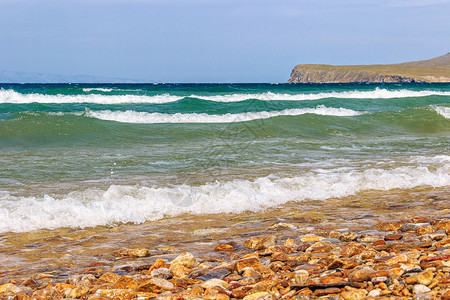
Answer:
[[0, 187, 449, 298]]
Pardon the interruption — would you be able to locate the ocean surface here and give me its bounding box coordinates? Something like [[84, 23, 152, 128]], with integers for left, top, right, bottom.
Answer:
[[0, 83, 449, 233]]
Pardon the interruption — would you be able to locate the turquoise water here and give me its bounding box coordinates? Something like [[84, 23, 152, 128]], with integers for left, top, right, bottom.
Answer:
[[0, 83, 449, 232]]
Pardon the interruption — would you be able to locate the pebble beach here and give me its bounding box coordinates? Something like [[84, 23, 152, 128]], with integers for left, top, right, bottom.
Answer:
[[0, 187, 449, 299]]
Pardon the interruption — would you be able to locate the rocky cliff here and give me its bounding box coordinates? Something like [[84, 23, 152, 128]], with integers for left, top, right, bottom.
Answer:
[[288, 53, 450, 83]]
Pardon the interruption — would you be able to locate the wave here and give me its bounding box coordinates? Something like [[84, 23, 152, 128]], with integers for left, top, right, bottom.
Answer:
[[82, 88, 114, 92], [193, 88, 450, 102], [0, 157, 448, 233], [432, 105, 450, 119], [1, 88, 450, 104], [84, 106, 362, 124], [0, 89, 182, 104]]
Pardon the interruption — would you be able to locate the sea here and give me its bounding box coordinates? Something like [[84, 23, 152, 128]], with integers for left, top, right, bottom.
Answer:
[[0, 83, 449, 234]]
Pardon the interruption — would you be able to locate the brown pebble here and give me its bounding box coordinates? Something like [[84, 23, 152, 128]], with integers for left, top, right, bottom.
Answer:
[[372, 239, 386, 246], [113, 276, 138, 289], [416, 226, 434, 235], [215, 244, 234, 251], [99, 272, 121, 284], [231, 285, 252, 298], [314, 287, 341, 296], [348, 267, 374, 282], [420, 254, 450, 263], [148, 258, 169, 273], [114, 247, 151, 257], [384, 234, 403, 241], [340, 242, 365, 257], [32, 288, 64, 299], [378, 282, 388, 290], [20, 278, 37, 287], [411, 217, 430, 223], [328, 259, 345, 269], [436, 219, 450, 230], [235, 258, 262, 273], [369, 270, 390, 279], [339, 232, 358, 242], [243, 236, 276, 250], [376, 222, 403, 231], [305, 241, 332, 253]]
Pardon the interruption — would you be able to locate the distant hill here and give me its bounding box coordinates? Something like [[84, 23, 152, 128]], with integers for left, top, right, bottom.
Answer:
[[288, 53, 450, 83], [0, 70, 145, 83]]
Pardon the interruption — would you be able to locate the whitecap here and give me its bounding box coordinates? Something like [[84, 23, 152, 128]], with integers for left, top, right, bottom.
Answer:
[[84, 105, 362, 124]]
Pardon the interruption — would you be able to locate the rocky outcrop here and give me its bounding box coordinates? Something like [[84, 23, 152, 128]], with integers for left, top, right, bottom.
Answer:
[[287, 67, 415, 83], [288, 53, 450, 83]]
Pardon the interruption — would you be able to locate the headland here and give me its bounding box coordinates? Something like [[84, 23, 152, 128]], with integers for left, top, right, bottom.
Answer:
[[288, 53, 450, 83]]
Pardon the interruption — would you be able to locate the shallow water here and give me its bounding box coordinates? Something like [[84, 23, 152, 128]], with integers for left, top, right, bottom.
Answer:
[[0, 83, 449, 233], [0, 186, 447, 281], [0, 83, 449, 282]]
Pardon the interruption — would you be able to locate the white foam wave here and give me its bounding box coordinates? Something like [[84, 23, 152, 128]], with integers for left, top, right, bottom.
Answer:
[[82, 88, 114, 92], [0, 159, 448, 233], [432, 105, 450, 119], [1, 88, 449, 104], [0, 89, 182, 104], [194, 88, 450, 102], [84, 106, 362, 123]]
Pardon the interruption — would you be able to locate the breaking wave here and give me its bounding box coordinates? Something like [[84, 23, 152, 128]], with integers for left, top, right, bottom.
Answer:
[[84, 106, 362, 124], [0, 157, 448, 233], [1, 88, 450, 104]]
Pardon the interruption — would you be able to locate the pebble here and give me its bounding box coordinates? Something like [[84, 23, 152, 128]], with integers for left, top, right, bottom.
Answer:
[[367, 289, 381, 297], [400, 223, 418, 232], [340, 288, 368, 300], [235, 257, 262, 273], [150, 267, 172, 279], [371, 276, 388, 283], [269, 222, 297, 230], [413, 284, 431, 294], [294, 269, 309, 285], [201, 278, 230, 290], [114, 247, 151, 257], [170, 251, 198, 268], [215, 244, 234, 251], [348, 267, 374, 282], [385, 254, 408, 266], [358, 235, 378, 243], [1, 215, 449, 299], [339, 232, 358, 242], [243, 236, 276, 250], [417, 226, 434, 235], [340, 242, 365, 257], [300, 235, 324, 242], [384, 234, 403, 241]]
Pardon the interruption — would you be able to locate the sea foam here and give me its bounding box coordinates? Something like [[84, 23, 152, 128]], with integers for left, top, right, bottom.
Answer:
[[1, 88, 450, 104], [82, 88, 114, 92], [0, 89, 182, 104], [0, 157, 448, 233], [432, 105, 450, 119], [84, 106, 362, 124]]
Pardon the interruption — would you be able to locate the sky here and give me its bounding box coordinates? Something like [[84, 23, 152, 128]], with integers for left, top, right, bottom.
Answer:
[[0, 0, 449, 83]]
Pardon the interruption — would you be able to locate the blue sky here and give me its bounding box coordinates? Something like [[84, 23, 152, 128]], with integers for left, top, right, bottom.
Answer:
[[0, 0, 449, 82]]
